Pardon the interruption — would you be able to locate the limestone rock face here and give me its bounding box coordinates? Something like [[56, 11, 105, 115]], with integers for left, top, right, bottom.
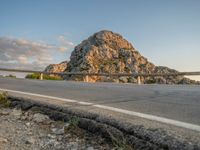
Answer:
[[66, 30, 156, 82], [46, 30, 198, 84], [45, 61, 68, 73]]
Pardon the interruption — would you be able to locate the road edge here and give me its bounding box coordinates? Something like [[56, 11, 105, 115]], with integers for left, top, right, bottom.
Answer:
[[4, 95, 200, 150]]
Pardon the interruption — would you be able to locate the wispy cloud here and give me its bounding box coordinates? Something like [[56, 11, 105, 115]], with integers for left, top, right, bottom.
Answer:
[[0, 36, 74, 70], [57, 35, 75, 52], [0, 37, 53, 70]]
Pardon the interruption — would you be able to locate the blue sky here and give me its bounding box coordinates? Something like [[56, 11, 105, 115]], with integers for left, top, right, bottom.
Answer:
[[0, 0, 200, 79]]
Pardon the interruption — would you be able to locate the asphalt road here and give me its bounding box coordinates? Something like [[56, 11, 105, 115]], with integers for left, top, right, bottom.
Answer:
[[0, 77, 200, 127]]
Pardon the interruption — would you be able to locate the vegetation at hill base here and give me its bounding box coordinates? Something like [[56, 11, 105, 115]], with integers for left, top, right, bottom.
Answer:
[[25, 73, 63, 80], [5, 74, 16, 78]]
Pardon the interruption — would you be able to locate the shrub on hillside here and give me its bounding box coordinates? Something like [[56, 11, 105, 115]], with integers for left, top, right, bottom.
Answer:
[[25, 73, 63, 80], [145, 79, 156, 84], [5, 74, 16, 78]]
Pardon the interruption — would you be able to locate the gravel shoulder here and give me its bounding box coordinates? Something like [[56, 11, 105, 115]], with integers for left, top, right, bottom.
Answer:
[[1, 92, 200, 150], [0, 107, 114, 150]]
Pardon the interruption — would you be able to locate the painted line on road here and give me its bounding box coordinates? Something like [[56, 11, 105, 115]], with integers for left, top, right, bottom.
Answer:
[[0, 88, 78, 103], [94, 104, 200, 132], [1, 88, 200, 132]]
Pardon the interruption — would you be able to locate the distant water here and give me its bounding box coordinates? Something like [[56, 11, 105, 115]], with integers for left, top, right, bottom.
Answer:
[[0, 71, 27, 78]]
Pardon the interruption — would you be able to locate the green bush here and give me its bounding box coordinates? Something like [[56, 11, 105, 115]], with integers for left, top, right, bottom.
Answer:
[[0, 92, 10, 107], [145, 79, 156, 84], [25, 73, 40, 79], [139, 64, 146, 68], [25, 73, 63, 80], [43, 74, 63, 80], [5, 74, 16, 78]]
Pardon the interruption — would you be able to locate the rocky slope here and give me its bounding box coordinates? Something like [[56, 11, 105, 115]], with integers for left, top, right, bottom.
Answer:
[[45, 61, 68, 73], [46, 30, 198, 84]]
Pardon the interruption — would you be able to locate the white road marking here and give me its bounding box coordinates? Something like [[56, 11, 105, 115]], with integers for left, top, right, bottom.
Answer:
[[1, 88, 200, 132], [78, 101, 93, 105], [94, 105, 200, 132], [0, 88, 78, 103]]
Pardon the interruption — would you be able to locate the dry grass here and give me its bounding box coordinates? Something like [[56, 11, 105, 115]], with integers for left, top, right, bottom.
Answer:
[[0, 92, 10, 107]]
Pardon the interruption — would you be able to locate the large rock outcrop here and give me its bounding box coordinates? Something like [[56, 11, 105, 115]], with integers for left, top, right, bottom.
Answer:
[[45, 61, 68, 73], [66, 30, 155, 82], [46, 30, 199, 84]]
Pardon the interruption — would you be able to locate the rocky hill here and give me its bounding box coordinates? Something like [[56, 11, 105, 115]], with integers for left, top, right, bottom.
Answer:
[[45, 61, 68, 73], [45, 30, 198, 84]]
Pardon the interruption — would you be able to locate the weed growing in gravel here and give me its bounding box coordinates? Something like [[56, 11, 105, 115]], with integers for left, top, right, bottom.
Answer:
[[69, 117, 79, 128], [111, 137, 132, 150], [0, 92, 10, 107], [64, 117, 83, 136]]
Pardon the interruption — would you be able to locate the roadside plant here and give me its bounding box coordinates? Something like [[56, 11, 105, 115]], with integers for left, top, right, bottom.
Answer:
[[0, 92, 10, 107], [5, 74, 16, 78], [25, 73, 63, 80], [64, 117, 82, 136]]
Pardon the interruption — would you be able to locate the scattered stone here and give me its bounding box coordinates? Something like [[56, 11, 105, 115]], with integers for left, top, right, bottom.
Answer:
[[119, 77, 128, 83], [0, 107, 113, 149], [20, 102, 34, 111], [63, 123, 70, 132], [57, 135, 63, 141], [25, 122, 31, 127], [20, 115, 28, 120], [0, 110, 10, 115], [51, 128, 65, 135], [47, 134, 56, 139], [68, 142, 79, 150], [0, 137, 8, 143], [27, 131, 33, 136], [32, 113, 50, 124], [51, 124, 55, 128], [25, 137, 35, 145], [11, 108, 22, 119], [86, 146, 94, 150]]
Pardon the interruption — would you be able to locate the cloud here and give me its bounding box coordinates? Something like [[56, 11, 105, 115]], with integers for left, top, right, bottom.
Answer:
[[0, 35, 75, 70], [0, 37, 55, 70], [17, 55, 28, 64], [57, 35, 75, 52], [58, 47, 68, 52]]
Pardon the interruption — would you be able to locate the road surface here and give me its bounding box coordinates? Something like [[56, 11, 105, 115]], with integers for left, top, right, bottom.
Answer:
[[0, 77, 200, 132]]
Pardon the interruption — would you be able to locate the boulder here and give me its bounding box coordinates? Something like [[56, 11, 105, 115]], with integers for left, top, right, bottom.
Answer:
[[45, 61, 68, 73], [32, 113, 50, 124], [119, 77, 128, 83]]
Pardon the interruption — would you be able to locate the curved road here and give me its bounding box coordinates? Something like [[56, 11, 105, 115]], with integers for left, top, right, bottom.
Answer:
[[0, 77, 200, 130]]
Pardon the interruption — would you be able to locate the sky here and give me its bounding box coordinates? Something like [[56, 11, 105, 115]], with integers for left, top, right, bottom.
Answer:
[[0, 0, 200, 80]]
